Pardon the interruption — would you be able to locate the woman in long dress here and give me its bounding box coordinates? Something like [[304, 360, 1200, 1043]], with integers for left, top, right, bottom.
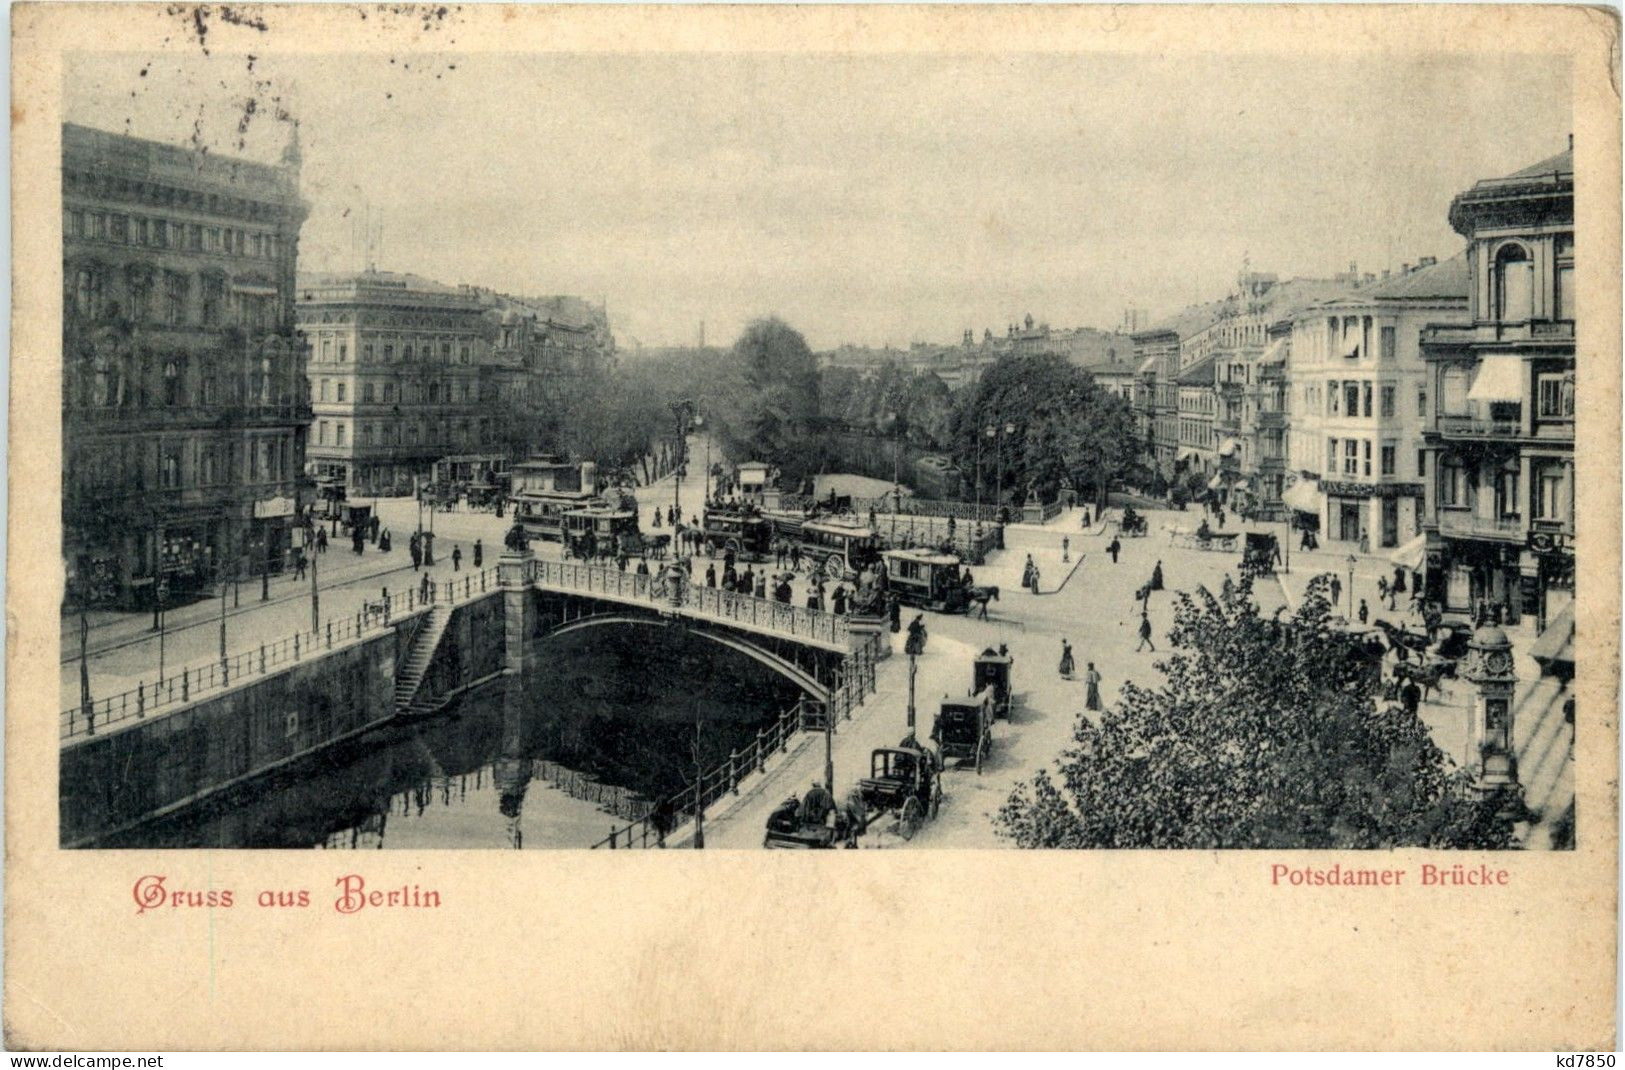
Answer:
[[1084, 662, 1103, 710], [1058, 640, 1075, 680]]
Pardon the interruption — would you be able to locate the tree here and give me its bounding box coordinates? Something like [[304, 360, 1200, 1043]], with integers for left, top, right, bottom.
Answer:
[[708, 317, 826, 487], [951, 353, 1140, 505], [996, 576, 1519, 849]]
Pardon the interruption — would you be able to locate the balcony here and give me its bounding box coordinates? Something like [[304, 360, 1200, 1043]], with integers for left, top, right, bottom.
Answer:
[[1422, 320, 1576, 348], [1257, 409, 1285, 428], [1436, 413, 1522, 439], [1437, 508, 1524, 541]]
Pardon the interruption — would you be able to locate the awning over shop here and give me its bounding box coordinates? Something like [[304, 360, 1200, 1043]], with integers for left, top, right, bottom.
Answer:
[[1388, 533, 1427, 571], [1467, 355, 1525, 403], [1260, 338, 1289, 365], [1281, 480, 1323, 514], [1218, 438, 1239, 458], [1529, 601, 1575, 673]]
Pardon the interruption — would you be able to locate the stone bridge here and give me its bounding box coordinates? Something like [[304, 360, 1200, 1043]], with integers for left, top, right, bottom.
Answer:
[[510, 553, 865, 702]]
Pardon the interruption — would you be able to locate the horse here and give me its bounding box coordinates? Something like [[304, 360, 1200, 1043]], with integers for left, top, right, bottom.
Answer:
[[966, 585, 1000, 619]]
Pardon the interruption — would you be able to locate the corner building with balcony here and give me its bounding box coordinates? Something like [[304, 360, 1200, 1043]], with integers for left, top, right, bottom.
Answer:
[[61, 123, 310, 608], [1419, 143, 1574, 627]]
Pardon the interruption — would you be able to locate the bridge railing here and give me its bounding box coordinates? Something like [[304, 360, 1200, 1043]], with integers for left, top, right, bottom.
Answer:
[[61, 566, 501, 744], [592, 635, 880, 849], [533, 558, 851, 648]]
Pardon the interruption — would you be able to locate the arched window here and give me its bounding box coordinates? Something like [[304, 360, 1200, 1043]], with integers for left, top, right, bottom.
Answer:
[[1493, 243, 1533, 324], [164, 360, 181, 406]]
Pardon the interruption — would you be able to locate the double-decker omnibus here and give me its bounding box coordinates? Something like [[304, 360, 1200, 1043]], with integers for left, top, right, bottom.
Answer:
[[701, 502, 774, 559]]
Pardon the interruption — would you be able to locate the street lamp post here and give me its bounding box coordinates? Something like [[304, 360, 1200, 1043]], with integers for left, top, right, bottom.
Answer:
[[1347, 553, 1358, 616], [906, 651, 918, 732]]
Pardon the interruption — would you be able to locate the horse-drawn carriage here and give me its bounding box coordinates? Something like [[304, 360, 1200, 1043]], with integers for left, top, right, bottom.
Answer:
[[762, 742, 942, 847], [882, 548, 971, 613], [1167, 523, 1240, 552], [932, 688, 994, 774], [974, 648, 1013, 720], [1240, 532, 1281, 578], [1118, 506, 1149, 537], [701, 503, 774, 560]]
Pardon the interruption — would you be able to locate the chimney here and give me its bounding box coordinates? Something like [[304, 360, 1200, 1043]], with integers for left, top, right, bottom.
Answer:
[[580, 461, 597, 495], [1568, 133, 1573, 151]]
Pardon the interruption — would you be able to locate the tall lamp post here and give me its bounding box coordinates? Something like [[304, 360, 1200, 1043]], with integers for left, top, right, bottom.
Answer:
[[1346, 553, 1358, 617], [670, 397, 693, 518]]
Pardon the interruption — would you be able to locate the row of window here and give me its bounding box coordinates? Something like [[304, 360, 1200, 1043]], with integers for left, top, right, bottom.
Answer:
[[70, 435, 291, 494], [1325, 436, 1407, 480], [1323, 379, 1402, 419], [69, 263, 279, 330], [65, 208, 282, 260], [308, 334, 476, 365], [315, 418, 493, 449], [314, 378, 483, 404], [1437, 368, 1574, 420], [1436, 457, 1571, 522]]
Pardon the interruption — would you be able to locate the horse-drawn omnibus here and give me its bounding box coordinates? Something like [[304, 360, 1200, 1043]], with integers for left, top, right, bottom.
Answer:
[[700, 502, 774, 559], [795, 517, 882, 581], [562, 505, 645, 560]]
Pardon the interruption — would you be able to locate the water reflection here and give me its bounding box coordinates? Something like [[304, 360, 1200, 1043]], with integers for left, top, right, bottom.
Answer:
[[101, 626, 804, 848]]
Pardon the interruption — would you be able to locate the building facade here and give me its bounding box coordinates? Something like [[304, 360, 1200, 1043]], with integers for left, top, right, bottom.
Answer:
[[298, 271, 502, 495], [1131, 328, 1182, 480], [1284, 255, 1470, 547], [1419, 144, 1574, 628], [62, 122, 310, 608]]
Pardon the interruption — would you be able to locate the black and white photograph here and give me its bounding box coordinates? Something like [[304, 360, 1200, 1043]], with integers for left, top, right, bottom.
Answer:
[[54, 27, 1581, 855]]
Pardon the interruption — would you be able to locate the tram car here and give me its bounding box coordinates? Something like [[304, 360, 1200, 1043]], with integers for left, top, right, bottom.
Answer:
[[881, 548, 970, 613]]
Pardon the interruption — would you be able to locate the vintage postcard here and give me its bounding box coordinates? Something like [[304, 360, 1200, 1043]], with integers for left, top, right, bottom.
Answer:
[[7, 2, 1620, 1051]]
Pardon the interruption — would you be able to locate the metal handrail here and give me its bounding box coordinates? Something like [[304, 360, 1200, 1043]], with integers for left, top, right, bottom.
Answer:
[[591, 639, 878, 849], [62, 565, 502, 742]]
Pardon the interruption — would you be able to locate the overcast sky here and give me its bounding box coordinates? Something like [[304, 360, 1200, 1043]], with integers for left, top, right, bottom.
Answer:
[[67, 50, 1570, 350]]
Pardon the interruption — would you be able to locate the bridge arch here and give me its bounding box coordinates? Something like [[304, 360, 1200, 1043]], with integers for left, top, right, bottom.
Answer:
[[544, 613, 832, 702]]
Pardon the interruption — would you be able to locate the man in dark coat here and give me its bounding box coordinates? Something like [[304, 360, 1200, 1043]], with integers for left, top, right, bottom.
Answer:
[[410, 535, 422, 571], [1401, 678, 1422, 716], [705, 563, 717, 588], [452, 544, 463, 571], [888, 594, 901, 633], [1136, 612, 1155, 652], [473, 539, 483, 569], [832, 586, 848, 615], [1108, 537, 1121, 564]]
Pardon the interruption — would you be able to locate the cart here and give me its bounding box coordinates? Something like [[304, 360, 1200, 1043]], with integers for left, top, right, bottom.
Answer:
[[973, 649, 1013, 719], [932, 689, 994, 774], [1119, 507, 1148, 537], [1241, 532, 1281, 577], [856, 745, 942, 841]]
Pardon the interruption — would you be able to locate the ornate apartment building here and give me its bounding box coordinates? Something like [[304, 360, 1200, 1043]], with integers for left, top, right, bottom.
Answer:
[[1419, 143, 1575, 629], [1283, 256, 1470, 548], [297, 271, 512, 496], [62, 122, 310, 609]]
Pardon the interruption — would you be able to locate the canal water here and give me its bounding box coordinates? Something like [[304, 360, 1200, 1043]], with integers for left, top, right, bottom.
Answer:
[[98, 627, 804, 848]]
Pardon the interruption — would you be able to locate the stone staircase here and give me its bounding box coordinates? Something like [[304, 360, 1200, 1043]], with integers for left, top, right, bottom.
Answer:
[[393, 605, 452, 718]]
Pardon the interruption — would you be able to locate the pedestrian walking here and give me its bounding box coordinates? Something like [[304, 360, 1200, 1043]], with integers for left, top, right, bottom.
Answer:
[[1216, 509, 1225, 530], [293, 549, 307, 580], [1329, 575, 1342, 606], [705, 563, 716, 588], [1108, 536, 1121, 564], [1081, 507, 1092, 529], [618, 553, 629, 572], [888, 594, 901, 633], [1058, 639, 1075, 680], [1136, 612, 1155, 652], [1359, 530, 1371, 555], [652, 508, 662, 529], [1150, 560, 1164, 591], [1021, 554, 1035, 590], [1401, 677, 1422, 717], [637, 559, 650, 576], [452, 544, 463, 572], [1084, 662, 1103, 711], [420, 571, 431, 603], [378, 529, 391, 553], [755, 573, 767, 599], [833, 585, 848, 615], [473, 539, 483, 569], [790, 545, 802, 572], [1029, 564, 1041, 594], [1062, 536, 1070, 563], [1358, 598, 1369, 624]]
